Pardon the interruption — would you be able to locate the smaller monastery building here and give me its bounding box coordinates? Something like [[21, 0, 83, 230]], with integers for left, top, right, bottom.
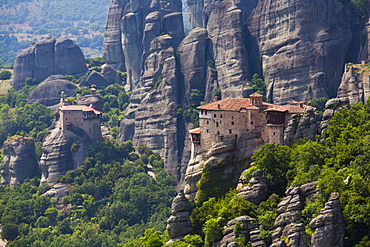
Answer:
[[59, 105, 103, 143], [189, 93, 308, 156]]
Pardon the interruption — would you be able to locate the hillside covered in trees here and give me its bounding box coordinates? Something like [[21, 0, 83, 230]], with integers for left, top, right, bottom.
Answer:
[[0, 0, 110, 67]]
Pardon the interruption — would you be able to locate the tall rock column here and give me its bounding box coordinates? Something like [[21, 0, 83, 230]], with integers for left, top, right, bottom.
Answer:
[[102, 0, 127, 71], [120, 35, 182, 182], [1, 136, 38, 187], [166, 191, 193, 244], [309, 193, 345, 247], [247, 0, 352, 104], [207, 0, 252, 99], [187, 0, 204, 29]]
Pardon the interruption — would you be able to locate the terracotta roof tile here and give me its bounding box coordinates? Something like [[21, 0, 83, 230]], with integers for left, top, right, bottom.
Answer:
[[189, 128, 200, 134], [197, 98, 307, 114], [60, 105, 102, 115]]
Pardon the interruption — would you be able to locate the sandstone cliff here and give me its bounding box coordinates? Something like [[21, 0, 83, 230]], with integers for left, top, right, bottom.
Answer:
[[39, 116, 90, 184], [247, 0, 352, 104], [1, 136, 38, 187], [12, 37, 87, 90]]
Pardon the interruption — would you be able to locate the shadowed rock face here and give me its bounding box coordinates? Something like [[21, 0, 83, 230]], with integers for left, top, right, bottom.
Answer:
[[247, 0, 352, 104], [1, 136, 38, 187], [12, 37, 87, 91], [39, 118, 90, 184], [237, 169, 268, 205], [208, 0, 252, 99], [27, 75, 77, 107]]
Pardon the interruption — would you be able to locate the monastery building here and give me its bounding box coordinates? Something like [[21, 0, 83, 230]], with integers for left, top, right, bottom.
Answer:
[[189, 93, 308, 157]]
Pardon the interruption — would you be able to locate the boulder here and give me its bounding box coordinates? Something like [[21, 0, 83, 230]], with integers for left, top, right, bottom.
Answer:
[[237, 169, 268, 205], [12, 38, 87, 90], [247, 0, 352, 104], [1, 136, 38, 187], [80, 71, 111, 87], [27, 75, 77, 107]]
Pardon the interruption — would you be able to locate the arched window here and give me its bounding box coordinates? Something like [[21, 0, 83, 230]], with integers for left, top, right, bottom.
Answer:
[[229, 129, 232, 134], [216, 122, 219, 127]]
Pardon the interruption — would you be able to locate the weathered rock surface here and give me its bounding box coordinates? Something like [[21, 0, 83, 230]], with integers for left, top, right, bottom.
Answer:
[[27, 75, 77, 107], [247, 0, 352, 104], [166, 191, 193, 244], [76, 92, 105, 112], [284, 106, 318, 146], [237, 169, 268, 205], [39, 117, 90, 184], [102, 0, 126, 71], [320, 97, 349, 139], [216, 215, 264, 247], [309, 193, 345, 247], [178, 27, 208, 107], [80, 71, 111, 87], [1, 136, 38, 187], [208, 0, 252, 99], [337, 64, 370, 104], [120, 35, 183, 182], [270, 183, 318, 247], [358, 10, 370, 63], [13, 37, 87, 90], [187, 0, 204, 29], [184, 130, 264, 201], [101, 64, 121, 85], [42, 183, 72, 204]]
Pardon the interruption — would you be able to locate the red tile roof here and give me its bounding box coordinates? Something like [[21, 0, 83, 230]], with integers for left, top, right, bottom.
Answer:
[[60, 105, 102, 115], [197, 98, 306, 114], [189, 128, 201, 134]]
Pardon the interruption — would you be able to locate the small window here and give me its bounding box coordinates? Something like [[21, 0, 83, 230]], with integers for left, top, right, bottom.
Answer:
[[214, 114, 217, 118], [231, 121, 234, 125], [207, 120, 209, 124], [251, 121, 253, 125], [229, 129, 232, 134], [216, 122, 219, 127], [232, 116, 234, 120], [273, 132, 276, 136], [217, 131, 220, 135], [201, 110, 203, 114], [66, 118, 68, 120], [207, 129, 209, 133], [220, 114, 223, 118]]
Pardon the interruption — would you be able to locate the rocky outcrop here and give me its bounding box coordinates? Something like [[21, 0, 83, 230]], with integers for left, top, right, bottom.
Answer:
[[39, 117, 90, 184], [284, 106, 318, 146], [76, 92, 104, 112], [184, 130, 264, 201], [27, 75, 77, 107], [13, 37, 87, 90], [101, 64, 121, 85], [247, 0, 352, 104], [337, 64, 370, 104], [216, 215, 265, 247], [358, 11, 370, 63], [270, 183, 318, 247], [187, 0, 204, 29], [237, 169, 268, 205], [80, 71, 111, 87], [1, 136, 38, 187], [119, 35, 183, 182], [309, 193, 345, 247], [208, 0, 252, 99], [320, 97, 349, 139], [165, 191, 193, 244], [42, 183, 72, 204]]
